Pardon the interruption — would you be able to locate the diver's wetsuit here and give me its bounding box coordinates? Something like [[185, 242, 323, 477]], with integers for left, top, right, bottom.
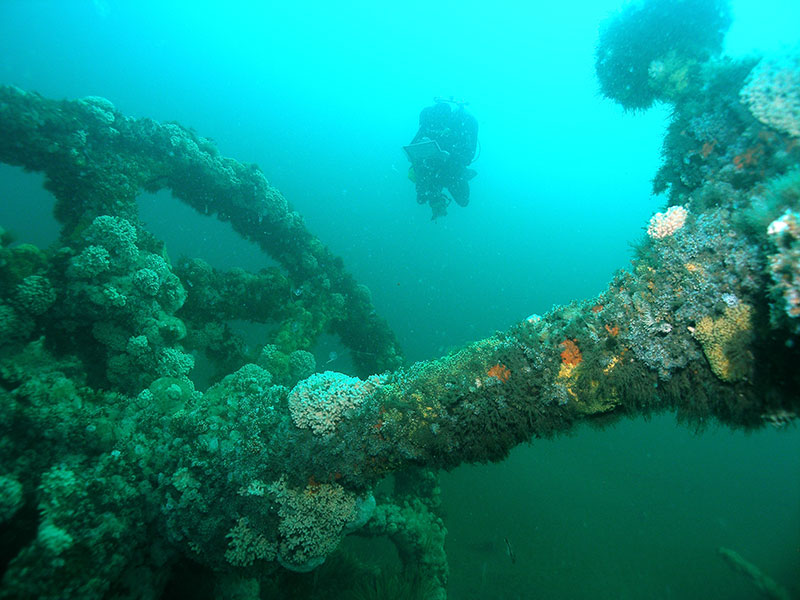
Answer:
[[409, 102, 478, 218]]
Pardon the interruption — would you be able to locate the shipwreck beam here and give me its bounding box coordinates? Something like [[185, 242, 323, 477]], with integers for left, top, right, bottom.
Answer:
[[0, 85, 402, 376]]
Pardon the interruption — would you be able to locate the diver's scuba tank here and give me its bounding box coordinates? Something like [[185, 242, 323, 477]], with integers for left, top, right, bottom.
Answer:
[[433, 95, 468, 108]]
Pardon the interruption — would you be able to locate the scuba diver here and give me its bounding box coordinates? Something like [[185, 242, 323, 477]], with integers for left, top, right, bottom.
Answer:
[[403, 98, 479, 219]]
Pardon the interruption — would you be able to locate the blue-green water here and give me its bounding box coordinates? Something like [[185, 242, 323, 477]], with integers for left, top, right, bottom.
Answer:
[[1, 1, 799, 598]]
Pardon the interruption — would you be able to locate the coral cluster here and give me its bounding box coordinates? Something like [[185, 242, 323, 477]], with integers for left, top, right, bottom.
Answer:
[[62, 215, 194, 390], [767, 209, 800, 332], [740, 51, 800, 138], [0, 240, 50, 343], [559, 339, 583, 367], [486, 363, 511, 382], [288, 370, 383, 435], [647, 205, 688, 239], [691, 301, 754, 382], [652, 57, 800, 205], [595, 0, 731, 110], [224, 517, 277, 568], [647, 50, 696, 102], [364, 499, 449, 600], [607, 206, 763, 383], [0, 474, 23, 523], [268, 476, 368, 572]]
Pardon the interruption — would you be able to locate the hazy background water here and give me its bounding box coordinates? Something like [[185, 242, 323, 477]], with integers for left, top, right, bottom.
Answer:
[[1, 1, 798, 597]]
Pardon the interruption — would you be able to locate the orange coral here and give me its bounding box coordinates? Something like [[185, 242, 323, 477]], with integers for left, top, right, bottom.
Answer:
[[701, 139, 717, 158], [591, 304, 604, 313], [487, 363, 511, 382], [559, 339, 582, 367], [605, 324, 619, 337], [733, 145, 762, 170]]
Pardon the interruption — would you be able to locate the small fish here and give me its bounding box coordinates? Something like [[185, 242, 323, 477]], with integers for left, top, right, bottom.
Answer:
[[326, 351, 338, 365], [504, 537, 516, 564]]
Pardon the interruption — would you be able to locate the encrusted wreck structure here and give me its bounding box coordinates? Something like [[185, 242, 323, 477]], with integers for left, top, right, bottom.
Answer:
[[1, 3, 799, 597]]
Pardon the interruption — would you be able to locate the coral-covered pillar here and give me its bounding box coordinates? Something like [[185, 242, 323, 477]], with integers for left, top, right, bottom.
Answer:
[[0, 85, 402, 376], [291, 204, 798, 482]]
